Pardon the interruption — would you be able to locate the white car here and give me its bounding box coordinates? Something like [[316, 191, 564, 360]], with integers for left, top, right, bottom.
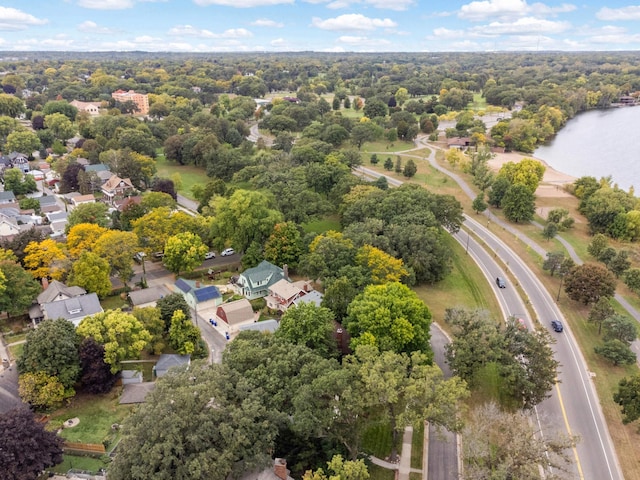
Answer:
[[221, 248, 235, 256], [204, 251, 216, 260]]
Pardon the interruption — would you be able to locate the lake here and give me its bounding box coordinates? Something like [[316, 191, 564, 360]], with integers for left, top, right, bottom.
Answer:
[[534, 107, 640, 191]]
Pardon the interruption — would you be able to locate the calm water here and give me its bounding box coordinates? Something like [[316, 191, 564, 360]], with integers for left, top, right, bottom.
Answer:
[[534, 107, 640, 191]]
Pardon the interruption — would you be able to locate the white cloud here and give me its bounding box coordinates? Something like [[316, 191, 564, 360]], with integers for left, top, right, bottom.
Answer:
[[270, 38, 287, 45], [194, 0, 293, 7], [589, 33, 640, 44], [77, 20, 116, 34], [311, 14, 397, 31], [469, 17, 569, 35], [431, 27, 465, 39], [459, 0, 529, 21], [0, 7, 48, 31], [251, 19, 284, 27], [77, 0, 135, 9], [597, 6, 640, 21], [168, 25, 252, 38], [304, 0, 414, 10], [337, 35, 391, 46]]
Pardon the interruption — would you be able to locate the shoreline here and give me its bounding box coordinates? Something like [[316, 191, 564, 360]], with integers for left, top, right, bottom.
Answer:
[[487, 151, 577, 186]]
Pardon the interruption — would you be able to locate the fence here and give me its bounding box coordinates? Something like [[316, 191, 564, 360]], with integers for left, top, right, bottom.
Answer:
[[64, 441, 106, 455]]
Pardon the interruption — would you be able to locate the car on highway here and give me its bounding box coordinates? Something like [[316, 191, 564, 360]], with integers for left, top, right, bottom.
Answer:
[[204, 251, 216, 260], [551, 320, 564, 332], [221, 248, 235, 256], [496, 276, 506, 288]]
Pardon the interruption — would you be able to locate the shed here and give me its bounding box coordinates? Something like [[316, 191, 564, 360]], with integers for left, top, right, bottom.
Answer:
[[153, 354, 191, 378]]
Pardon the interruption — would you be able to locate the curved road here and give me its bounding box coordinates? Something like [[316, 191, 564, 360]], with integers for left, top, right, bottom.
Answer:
[[355, 160, 623, 479]]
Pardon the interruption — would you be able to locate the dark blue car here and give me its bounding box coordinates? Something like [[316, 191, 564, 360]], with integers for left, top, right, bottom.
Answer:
[[551, 320, 563, 332]]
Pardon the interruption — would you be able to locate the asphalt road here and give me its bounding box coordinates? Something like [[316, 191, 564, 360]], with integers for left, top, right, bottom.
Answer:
[[462, 214, 623, 480]]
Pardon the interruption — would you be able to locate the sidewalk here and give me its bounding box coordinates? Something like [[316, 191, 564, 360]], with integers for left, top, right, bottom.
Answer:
[[370, 425, 425, 480]]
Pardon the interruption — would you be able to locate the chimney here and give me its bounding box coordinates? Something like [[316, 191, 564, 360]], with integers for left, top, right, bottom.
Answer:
[[274, 458, 288, 480], [195, 281, 200, 288], [283, 264, 289, 280], [41, 277, 49, 290]]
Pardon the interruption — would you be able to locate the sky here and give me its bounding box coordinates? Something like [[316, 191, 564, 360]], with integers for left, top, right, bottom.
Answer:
[[1, 0, 640, 53]]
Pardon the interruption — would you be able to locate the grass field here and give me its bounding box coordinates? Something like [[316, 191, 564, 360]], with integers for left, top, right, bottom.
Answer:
[[410, 422, 424, 470], [155, 152, 208, 200], [361, 423, 397, 459], [367, 463, 395, 480], [48, 393, 133, 446], [302, 214, 342, 234], [51, 454, 110, 475], [100, 294, 130, 312], [361, 140, 416, 154]]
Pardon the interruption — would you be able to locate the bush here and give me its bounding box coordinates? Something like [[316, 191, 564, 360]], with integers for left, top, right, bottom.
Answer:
[[250, 298, 266, 311]]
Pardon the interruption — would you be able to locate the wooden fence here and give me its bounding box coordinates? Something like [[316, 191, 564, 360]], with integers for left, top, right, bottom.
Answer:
[[64, 441, 106, 455]]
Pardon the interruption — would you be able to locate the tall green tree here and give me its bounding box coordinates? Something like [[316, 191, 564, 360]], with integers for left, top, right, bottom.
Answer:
[[17, 318, 81, 390], [502, 183, 535, 223], [67, 251, 112, 298], [5, 129, 40, 154], [94, 230, 139, 287], [168, 309, 204, 356], [264, 222, 303, 268], [344, 282, 432, 356], [163, 231, 208, 277], [614, 375, 640, 425], [588, 297, 615, 335], [0, 260, 40, 319], [602, 314, 638, 344], [66, 202, 110, 232], [276, 303, 337, 359], [77, 309, 151, 373], [18, 372, 66, 411], [564, 263, 616, 305]]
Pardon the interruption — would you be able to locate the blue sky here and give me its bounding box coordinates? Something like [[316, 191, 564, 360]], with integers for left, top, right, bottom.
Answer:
[[1, 0, 640, 52]]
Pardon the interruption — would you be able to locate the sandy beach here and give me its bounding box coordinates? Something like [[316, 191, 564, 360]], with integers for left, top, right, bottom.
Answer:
[[487, 151, 576, 198]]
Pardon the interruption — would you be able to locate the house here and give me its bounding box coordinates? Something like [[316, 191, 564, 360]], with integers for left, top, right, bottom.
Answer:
[[71, 194, 95, 206], [265, 279, 305, 313], [84, 163, 110, 173], [153, 354, 190, 378], [38, 195, 60, 214], [0, 191, 16, 204], [114, 195, 142, 212], [239, 319, 279, 334], [120, 370, 143, 385], [174, 278, 222, 311], [292, 289, 324, 308], [0, 156, 11, 172], [70, 100, 101, 116], [128, 285, 172, 309], [8, 152, 29, 173], [40, 293, 103, 327], [233, 260, 286, 300], [37, 279, 87, 305], [239, 458, 294, 480], [0, 212, 21, 238], [447, 137, 471, 149], [46, 210, 68, 236], [26, 169, 44, 181], [101, 174, 135, 205], [215, 298, 256, 332]]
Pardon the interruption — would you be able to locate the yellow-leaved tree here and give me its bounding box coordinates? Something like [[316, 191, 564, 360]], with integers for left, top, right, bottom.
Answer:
[[23, 238, 68, 281], [66, 223, 108, 258], [355, 245, 408, 284]]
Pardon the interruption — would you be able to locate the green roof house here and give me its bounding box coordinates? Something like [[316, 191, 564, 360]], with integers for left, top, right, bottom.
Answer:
[[234, 260, 286, 300]]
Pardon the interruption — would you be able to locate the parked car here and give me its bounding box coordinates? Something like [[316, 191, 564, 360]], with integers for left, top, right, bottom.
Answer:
[[153, 251, 164, 259], [496, 277, 506, 288], [134, 252, 146, 263], [221, 248, 235, 257], [551, 320, 564, 332], [204, 251, 216, 260]]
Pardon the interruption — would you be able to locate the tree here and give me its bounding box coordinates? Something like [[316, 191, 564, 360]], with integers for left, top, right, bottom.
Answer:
[[602, 314, 638, 344], [344, 282, 432, 356], [624, 268, 640, 294], [66, 223, 108, 258], [502, 183, 535, 223], [363, 99, 387, 119], [542, 222, 558, 240], [322, 276, 361, 323], [0, 406, 64, 479], [210, 189, 283, 253], [303, 455, 369, 480], [17, 318, 81, 390], [263, 222, 303, 268], [588, 233, 609, 259], [67, 251, 112, 298], [168, 309, 205, 356], [383, 157, 393, 170], [547, 208, 574, 230], [394, 156, 402, 174], [355, 245, 408, 284], [77, 309, 152, 373], [3, 167, 37, 195], [608, 250, 631, 278], [564, 263, 616, 305], [108, 364, 278, 480], [472, 194, 487, 214], [42, 99, 78, 121], [79, 337, 118, 394], [44, 112, 76, 141], [93, 230, 139, 287], [276, 303, 337, 359], [163, 231, 208, 277], [5, 129, 40, 154], [133, 307, 166, 355], [403, 159, 417, 178], [588, 297, 615, 335], [132, 207, 207, 255], [543, 252, 565, 277], [18, 371, 66, 410], [0, 260, 40, 318], [487, 175, 511, 208], [151, 178, 178, 200], [595, 340, 637, 366], [23, 238, 68, 281], [66, 202, 110, 232], [157, 292, 191, 331], [497, 159, 545, 193], [614, 375, 640, 424], [463, 402, 575, 480]]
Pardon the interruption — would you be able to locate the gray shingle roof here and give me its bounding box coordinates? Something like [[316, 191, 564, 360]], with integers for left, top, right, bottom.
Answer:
[[42, 293, 102, 326], [154, 354, 190, 377], [0, 191, 16, 202], [37, 280, 86, 305], [128, 285, 171, 306]]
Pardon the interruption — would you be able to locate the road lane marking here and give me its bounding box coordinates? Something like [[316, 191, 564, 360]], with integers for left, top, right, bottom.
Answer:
[[555, 381, 585, 480]]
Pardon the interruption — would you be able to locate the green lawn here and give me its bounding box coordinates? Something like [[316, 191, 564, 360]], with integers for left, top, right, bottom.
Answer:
[[100, 294, 130, 312], [51, 454, 110, 475], [155, 152, 208, 200], [302, 214, 342, 234], [361, 140, 416, 153], [366, 463, 395, 480], [361, 423, 398, 459], [9, 342, 23, 361], [410, 422, 424, 470], [48, 393, 133, 446]]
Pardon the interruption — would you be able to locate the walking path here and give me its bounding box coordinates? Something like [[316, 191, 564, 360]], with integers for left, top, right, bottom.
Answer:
[[369, 425, 426, 480]]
